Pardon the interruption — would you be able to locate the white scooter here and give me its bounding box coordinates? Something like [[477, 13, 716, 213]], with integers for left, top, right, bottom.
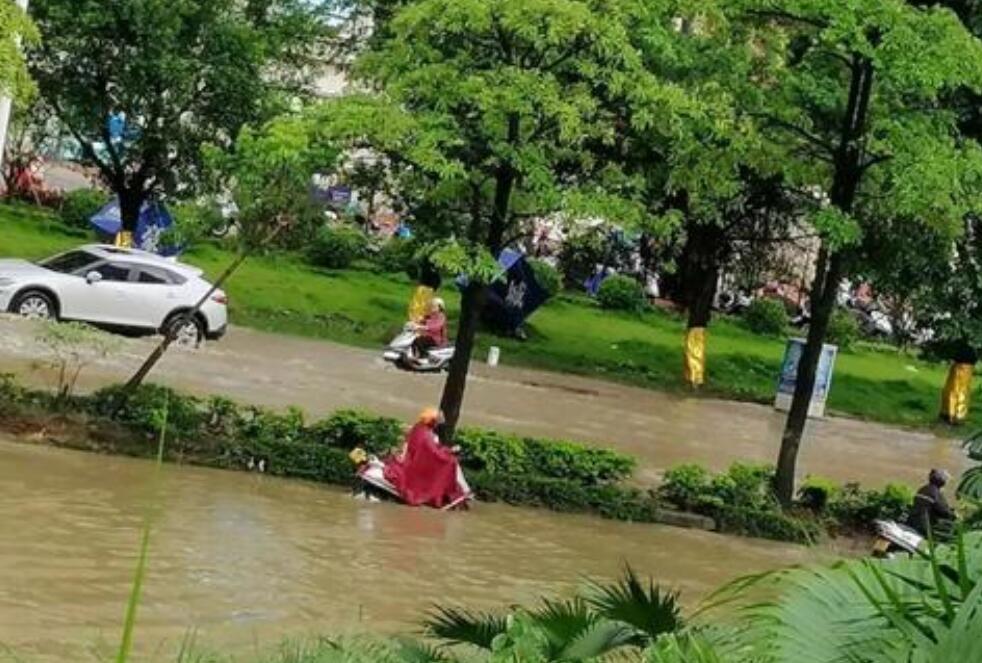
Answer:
[[871, 519, 926, 558], [352, 453, 473, 511], [383, 323, 455, 372]]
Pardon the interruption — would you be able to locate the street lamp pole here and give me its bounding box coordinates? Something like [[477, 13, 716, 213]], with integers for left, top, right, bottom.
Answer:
[[0, 0, 30, 183]]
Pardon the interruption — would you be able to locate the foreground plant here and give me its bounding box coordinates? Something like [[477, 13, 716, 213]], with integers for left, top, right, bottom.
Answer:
[[425, 567, 681, 661], [34, 321, 113, 402], [116, 400, 169, 663]]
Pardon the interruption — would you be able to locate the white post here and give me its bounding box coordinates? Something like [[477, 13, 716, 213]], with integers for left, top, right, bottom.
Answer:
[[0, 0, 30, 182]]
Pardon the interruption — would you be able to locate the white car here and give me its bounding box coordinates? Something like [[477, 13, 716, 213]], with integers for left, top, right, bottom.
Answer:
[[0, 245, 228, 346]]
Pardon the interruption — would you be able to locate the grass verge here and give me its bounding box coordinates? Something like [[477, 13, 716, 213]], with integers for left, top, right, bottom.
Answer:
[[0, 201, 972, 430]]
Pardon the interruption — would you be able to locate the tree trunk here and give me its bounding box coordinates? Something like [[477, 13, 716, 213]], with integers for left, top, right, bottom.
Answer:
[[118, 188, 145, 236], [681, 223, 723, 388], [438, 116, 518, 440], [774, 55, 874, 506], [439, 282, 486, 438], [683, 223, 723, 330], [113, 220, 287, 415]]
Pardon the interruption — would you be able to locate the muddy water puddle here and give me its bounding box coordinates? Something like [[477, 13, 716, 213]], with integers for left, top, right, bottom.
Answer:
[[0, 438, 823, 661], [0, 318, 964, 489]]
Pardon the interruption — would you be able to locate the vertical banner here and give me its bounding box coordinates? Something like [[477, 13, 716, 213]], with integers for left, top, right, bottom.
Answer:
[[775, 338, 838, 418]]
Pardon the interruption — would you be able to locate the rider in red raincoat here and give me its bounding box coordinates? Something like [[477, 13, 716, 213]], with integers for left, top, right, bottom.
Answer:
[[384, 409, 470, 508]]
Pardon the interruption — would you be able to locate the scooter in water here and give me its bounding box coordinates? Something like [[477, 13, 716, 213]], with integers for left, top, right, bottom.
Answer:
[[349, 449, 472, 511], [382, 323, 455, 372], [871, 519, 926, 558]]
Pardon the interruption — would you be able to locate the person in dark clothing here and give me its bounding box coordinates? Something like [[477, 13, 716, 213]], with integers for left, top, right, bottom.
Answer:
[[908, 469, 955, 537]]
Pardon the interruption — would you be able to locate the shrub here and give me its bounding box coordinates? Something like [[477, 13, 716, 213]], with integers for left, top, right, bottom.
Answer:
[[798, 475, 839, 512], [470, 472, 661, 522], [88, 383, 205, 440], [307, 409, 403, 456], [220, 436, 354, 486], [529, 259, 562, 299], [60, 188, 110, 231], [523, 438, 636, 484], [456, 429, 532, 476], [238, 406, 307, 444], [659, 462, 820, 543], [558, 232, 607, 288], [743, 298, 789, 336], [660, 464, 712, 512], [714, 504, 822, 543], [828, 482, 913, 532], [827, 308, 861, 351], [308, 226, 369, 269], [709, 463, 776, 508], [374, 238, 419, 274], [597, 275, 646, 312], [456, 429, 636, 485]]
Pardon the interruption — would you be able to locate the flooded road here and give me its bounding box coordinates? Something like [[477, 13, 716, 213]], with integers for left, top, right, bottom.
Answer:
[[0, 316, 964, 487], [0, 439, 822, 661]]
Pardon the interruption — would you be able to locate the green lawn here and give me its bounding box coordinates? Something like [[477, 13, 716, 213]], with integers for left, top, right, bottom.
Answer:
[[0, 201, 971, 430]]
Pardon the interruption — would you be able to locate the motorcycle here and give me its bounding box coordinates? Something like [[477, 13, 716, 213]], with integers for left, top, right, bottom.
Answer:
[[349, 449, 472, 511], [871, 519, 926, 558], [382, 323, 455, 372]]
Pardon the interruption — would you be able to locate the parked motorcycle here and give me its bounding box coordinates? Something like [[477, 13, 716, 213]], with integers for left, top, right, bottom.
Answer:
[[383, 323, 455, 372]]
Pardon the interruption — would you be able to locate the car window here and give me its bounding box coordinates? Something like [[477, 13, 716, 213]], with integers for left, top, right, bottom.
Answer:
[[92, 262, 133, 282], [134, 266, 185, 285], [39, 250, 100, 274]]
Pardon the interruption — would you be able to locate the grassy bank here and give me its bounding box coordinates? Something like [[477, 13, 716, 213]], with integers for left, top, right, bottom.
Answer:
[[0, 201, 972, 430]]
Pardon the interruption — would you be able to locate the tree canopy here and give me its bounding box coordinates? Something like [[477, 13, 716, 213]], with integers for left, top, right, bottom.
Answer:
[[316, 0, 675, 433], [28, 0, 331, 229]]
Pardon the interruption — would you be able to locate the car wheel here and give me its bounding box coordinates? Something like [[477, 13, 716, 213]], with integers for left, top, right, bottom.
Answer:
[[165, 314, 204, 349], [12, 291, 56, 321]]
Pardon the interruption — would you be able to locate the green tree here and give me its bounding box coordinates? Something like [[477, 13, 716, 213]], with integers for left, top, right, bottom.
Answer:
[[319, 0, 661, 436], [27, 0, 329, 236], [727, 0, 982, 504], [0, 0, 34, 98], [600, 5, 804, 387], [118, 113, 339, 400]]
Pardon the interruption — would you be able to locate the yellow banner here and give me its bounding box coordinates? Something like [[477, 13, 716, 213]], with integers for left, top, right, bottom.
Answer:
[[683, 327, 707, 388], [941, 362, 974, 424], [114, 231, 133, 248], [407, 285, 435, 322]]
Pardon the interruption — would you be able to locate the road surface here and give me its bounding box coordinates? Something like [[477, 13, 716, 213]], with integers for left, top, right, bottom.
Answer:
[[0, 316, 964, 486]]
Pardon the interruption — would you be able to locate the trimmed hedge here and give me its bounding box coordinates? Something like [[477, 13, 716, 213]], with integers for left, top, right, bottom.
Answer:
[[470, 472, 662, 522], [456, 429, 635, 485], [4, 380, 918, 544], [660, 463, 916, 542], [659, 462, 822, 543]]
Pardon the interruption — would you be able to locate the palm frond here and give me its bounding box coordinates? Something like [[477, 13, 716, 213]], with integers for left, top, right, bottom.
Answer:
[[647, 632, 730, 663], [423, 606, 508, 650], [962, 429, 982, 462], [530, 597, 596, 645], [585, 565, 682, 645], [558, 619, 636, 661], [716, 533, 982, 663], [391, 637, 460, 663], [957, 467, 982, 501]]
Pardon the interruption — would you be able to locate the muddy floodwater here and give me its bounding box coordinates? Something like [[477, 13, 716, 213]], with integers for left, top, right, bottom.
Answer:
[[0, 438, 823, 661], [0, 318, 965, 488]]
